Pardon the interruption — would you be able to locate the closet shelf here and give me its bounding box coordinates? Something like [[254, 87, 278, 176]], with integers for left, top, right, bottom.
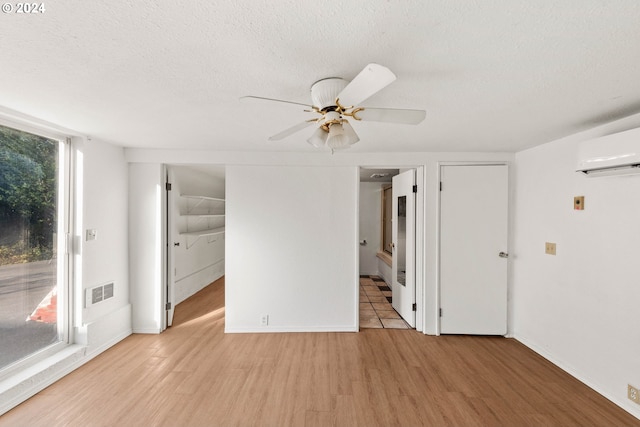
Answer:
[[180, 226, 225, 248], [180, 227, 225, 237], [180, 195, 225, 215], [181, 195, 225, 203], [178, 195, 226, 248]]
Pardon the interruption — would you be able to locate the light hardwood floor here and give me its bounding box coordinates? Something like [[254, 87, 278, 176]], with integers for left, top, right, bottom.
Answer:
[[2, 276, 639, 426]]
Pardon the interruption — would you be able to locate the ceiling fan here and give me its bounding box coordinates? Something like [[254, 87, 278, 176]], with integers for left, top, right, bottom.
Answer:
[[241, 63, 426, 153]]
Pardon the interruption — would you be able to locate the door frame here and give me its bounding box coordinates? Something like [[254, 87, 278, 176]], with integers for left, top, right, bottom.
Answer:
[[164, 166, 176, 329], [160, 164, 169, 332], [357, 166, 425, 332], [435, 161, 510, 336]]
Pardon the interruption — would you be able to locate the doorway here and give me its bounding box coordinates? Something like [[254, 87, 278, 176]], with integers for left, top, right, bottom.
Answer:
[[163, 164, 226, 331], [358, 167, 423, 330]]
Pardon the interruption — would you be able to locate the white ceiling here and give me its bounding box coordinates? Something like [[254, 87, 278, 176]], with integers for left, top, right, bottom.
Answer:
[[1, 1, 640, 153], [360, 168, 399, 183]]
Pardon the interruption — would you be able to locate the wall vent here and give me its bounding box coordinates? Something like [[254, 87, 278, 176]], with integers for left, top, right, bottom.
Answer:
[[103, 282, 114, 299], [86, 282, 115, 307]]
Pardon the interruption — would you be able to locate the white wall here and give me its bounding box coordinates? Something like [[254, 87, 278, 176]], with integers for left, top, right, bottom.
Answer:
[[225, 165, 359, 332], [170, 166, 225, 305], [513, 113, 640, 418], [378, 254, 392, 285], [128, 163, 164, 333], [358, 182, 383, 276], [126, 150, 514, 335], [79, 139, 130, 330]]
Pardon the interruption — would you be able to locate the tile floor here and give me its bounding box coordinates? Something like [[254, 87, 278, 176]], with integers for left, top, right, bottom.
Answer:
[[359, 275, 411, 329]]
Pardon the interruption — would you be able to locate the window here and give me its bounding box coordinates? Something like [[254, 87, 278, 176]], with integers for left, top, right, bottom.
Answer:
[[0, 123, 69, 374]]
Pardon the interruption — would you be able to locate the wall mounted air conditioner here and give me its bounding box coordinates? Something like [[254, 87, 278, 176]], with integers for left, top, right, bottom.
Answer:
[[576, 127, 640, 177]]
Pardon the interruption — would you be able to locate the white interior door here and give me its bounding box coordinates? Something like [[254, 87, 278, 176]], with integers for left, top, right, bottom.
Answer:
[[440, 164, 508, 335], [392, 169, 416, 327], [165, 168, 176, 328]]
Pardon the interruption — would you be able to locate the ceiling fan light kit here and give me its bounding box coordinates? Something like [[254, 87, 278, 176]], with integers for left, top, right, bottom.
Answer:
[[307, 126, 328, 148], [329, 119, 359, 150], [307, 110, 360, 151], [243, 63, 426, 153]]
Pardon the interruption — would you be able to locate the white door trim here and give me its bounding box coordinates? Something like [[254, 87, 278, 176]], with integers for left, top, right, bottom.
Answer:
[[415, 166, 424, 333]]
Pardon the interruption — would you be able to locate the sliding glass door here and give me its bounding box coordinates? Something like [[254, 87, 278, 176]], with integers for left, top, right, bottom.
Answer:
[[0, 123, 68, 371]]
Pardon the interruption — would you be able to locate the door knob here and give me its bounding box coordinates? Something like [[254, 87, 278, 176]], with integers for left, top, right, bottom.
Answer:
[[498, 252, 508, 258]]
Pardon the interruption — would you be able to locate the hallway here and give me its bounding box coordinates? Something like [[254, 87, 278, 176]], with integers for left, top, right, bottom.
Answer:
[[359, 275, 410, 329]]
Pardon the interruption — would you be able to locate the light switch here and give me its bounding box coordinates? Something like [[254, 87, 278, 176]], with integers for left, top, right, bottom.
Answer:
[[86, 229, 97, 241]]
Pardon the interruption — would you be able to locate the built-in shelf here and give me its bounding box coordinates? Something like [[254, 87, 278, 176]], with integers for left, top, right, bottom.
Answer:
[[181, 195, 225, 202], [180, 227, 225, 237], [179, 195, 225, 248], [181, 195, 225, 214]]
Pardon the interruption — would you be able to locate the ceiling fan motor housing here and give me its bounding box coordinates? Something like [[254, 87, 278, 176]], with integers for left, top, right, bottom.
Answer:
[[310, 78, 349, 111]]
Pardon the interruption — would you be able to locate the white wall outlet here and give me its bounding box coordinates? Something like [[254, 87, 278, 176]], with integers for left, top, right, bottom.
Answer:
[[629, 384, 640, 405], [260, 314, 269, 326]]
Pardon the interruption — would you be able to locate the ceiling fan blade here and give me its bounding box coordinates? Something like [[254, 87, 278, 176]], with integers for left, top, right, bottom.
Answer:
[[337, 64, 397, 107], [268, 121, 315, 141], [354, 107, 426, 125], [240, 96, 312, 108]]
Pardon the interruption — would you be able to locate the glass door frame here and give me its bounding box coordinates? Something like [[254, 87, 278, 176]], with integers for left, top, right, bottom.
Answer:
[[0, 117, 73, 380]]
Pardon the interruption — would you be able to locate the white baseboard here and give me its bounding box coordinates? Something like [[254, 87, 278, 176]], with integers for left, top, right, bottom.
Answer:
[[225, 325, 358, 333], [132, 327, 162, 334]]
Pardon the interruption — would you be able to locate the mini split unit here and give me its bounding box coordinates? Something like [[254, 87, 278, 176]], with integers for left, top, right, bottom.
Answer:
[[577, 127, 640, 177]]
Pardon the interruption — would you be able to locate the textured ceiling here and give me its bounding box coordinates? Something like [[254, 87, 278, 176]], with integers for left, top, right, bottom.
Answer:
[[1, 1, 640, 153]]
